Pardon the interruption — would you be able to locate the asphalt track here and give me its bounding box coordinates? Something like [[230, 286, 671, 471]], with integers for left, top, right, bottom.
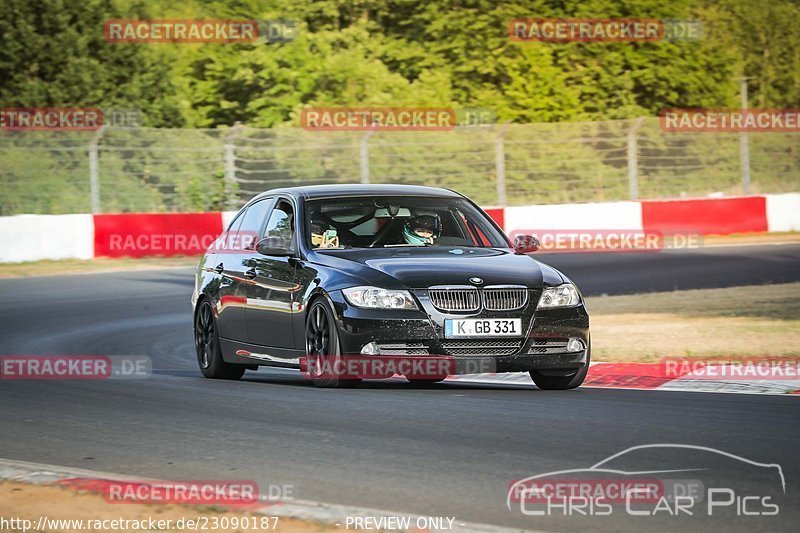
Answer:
[[540, 242, 800, 295], [1, 244, 799, 531]]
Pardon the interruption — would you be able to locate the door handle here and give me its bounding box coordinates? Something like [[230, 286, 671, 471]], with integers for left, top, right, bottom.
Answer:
[[214, 263, 224, 274], [244, 268, 257, 279]]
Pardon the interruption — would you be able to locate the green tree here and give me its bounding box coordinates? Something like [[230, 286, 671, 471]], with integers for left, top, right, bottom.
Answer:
[[0, 0, 183, 126]]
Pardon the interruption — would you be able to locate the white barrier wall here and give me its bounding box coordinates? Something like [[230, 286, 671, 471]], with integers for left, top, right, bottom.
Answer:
[[222, 211, 239, 228], [0, 214, 94, 263], [766, 193, 800, 232], [504, 201, 643, 234]]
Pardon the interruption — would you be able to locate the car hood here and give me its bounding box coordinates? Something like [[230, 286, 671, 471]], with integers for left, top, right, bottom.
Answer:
[[308, 247, 565, 289]]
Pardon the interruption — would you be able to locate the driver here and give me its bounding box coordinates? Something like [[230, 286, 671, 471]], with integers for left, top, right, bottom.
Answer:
[[310, 220, 340, 249], [403, 214, 442, 245]]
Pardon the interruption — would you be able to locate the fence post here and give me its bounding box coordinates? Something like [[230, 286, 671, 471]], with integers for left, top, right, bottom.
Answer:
[[627, 117, 645, 200], [223, 123, 242, 209], [739, 77, 752, 194], [88, 126, 106, 214], [360, 131, 373, 184], [495, 122, 511, 206]]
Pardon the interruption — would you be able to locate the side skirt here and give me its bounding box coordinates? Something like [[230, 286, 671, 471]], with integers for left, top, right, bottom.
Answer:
[[219, 337, 303, 369]]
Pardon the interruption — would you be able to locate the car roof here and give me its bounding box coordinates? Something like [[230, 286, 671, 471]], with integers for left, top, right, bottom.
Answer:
[[250, 184, 464, 202]]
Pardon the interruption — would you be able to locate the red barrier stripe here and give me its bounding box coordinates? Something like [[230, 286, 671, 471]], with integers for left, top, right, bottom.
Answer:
[[584, 362, 680, 389], [94, 213, 224, 258], [641, 196, 767, 235], [484, 207, 505, 230]]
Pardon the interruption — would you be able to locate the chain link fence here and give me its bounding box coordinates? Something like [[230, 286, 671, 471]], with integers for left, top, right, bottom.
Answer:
[[1, 118, 798, 215]]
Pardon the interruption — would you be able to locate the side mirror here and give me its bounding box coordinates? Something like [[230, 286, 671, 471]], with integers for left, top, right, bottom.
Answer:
[[256, 236, 293, 257], [513, 235, 540, 254]]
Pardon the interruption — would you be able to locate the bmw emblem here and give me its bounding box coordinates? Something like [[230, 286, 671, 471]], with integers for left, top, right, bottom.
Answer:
[[469, 277, 483, 285]]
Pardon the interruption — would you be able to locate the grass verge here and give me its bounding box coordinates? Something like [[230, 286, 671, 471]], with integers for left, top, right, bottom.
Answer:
[[699, 231, 800, 246], [0, 256, 199, 279], [588, 282, 800, 362]]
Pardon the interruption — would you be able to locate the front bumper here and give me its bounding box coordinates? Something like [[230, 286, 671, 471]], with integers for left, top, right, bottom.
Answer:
[[328, 289, 590, 375]]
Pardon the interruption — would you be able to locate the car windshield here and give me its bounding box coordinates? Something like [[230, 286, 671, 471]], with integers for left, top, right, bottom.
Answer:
[[306, 196, 508, 249]]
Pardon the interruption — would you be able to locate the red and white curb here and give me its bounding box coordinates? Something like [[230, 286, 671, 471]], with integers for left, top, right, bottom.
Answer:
[[445, 362, 800, 395], [0, 458, 531, 533]]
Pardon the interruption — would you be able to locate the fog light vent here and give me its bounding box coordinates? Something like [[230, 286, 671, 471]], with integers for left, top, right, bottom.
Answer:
[[527, 337, 584, 355], [360, 342, 380, 355], [567, 338, 585, 353]]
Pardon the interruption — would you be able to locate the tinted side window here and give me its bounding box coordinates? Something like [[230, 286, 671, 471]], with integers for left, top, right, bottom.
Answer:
[[235, 199, 273, 250], [227, 209, 246, 233], [263, 200, 294, 247], [215, 209, 246, 251]]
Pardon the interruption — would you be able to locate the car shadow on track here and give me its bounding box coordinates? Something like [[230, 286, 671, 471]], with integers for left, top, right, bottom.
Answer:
[[156, 368, 605, 393], [239, 369, 544, 391]]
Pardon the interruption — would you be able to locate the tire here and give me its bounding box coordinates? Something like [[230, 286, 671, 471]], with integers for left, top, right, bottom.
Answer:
[[405, 377, 446, 386], [305, 298, 361, 388], [194, 300, 245, 380], [530, 361, 589, 390]]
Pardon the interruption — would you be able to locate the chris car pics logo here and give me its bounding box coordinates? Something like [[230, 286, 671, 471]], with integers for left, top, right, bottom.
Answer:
[[507, 444, 784, 518]]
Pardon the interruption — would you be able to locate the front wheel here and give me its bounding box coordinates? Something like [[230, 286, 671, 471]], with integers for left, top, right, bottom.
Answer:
[[194, 300, 245, 380], [305, 298, 361, 388], [405, 376, 446, 386]]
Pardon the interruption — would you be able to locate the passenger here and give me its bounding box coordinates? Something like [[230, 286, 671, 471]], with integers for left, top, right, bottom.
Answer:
[[310, 220, 340, 248]]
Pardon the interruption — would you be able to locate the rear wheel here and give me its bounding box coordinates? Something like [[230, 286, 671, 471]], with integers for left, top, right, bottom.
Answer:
[[305, 298, 361, 388], [195, 300, 245, 380]]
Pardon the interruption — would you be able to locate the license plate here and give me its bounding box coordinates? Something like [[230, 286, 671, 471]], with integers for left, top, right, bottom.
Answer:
[[444, 318, 522, 338]]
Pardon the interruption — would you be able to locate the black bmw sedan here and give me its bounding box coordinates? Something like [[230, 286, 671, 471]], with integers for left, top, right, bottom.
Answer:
[[192, 184, 590, 389]]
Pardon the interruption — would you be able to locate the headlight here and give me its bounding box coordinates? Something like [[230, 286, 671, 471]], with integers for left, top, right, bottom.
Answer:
[[342, 286, 418, 310], [537, 284, 580, 308]]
